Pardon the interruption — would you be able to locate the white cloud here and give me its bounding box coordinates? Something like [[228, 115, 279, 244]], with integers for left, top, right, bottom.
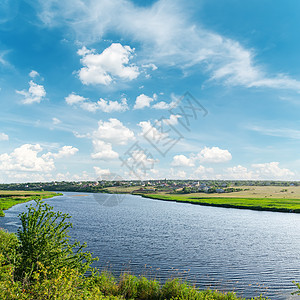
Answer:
[[29, 70, 39, 78], [0, 144, 78, 173], [152, 100, 176, 110], [37, 0, 300, 92], [65, 93, 87, 105], [91, 140, 119, 160], [91, 118, 134, 161], [197, 147, 232, 163], [93, 118, 135, 145], [77, 43, 139, 85], [77, 46, 94, 56], [162, 114, 181, 125], [133, 94, 154, 110], [52, 117, 61, 125], [50, 146, 79, 159], [170, 146, 232, 171], [65, 92, 128, 113], [16, 80, 46, 104], [138, 120, 170, 145], [80, 102, 99, 112], [55, 171, 94, 182], [225, 165, 255, 180], [194, 165, 214, 175], [0, 133, 9, 141], [171, 154, 194, 167], [0, 144, 53, 172], [142, 63, 158, 70], [169, 168, 187, 179], [252, 162, 295, 179], [152, 94, 178, 110], [94, 97, 128, 113], [94, 166, 111, 178], [122, 149, 158, 178]]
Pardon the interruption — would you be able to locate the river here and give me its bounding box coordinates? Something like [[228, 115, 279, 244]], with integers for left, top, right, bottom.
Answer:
[[1, 192, 300, 299]]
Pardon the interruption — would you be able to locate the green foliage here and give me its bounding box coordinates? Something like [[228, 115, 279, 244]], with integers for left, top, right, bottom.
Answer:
[[15, 199, 97, 281], [0, 229, 19, 266], [0, 191, 61, 217], [118, 273, 160, 299], [292, 281, 300, 295], [144, 194, 300, 213]]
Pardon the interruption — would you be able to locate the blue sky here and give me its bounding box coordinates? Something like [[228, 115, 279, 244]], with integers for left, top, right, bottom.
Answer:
[[0, 0, 299, 183]]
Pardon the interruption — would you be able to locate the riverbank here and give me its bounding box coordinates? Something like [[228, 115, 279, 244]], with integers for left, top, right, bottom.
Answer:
[[141, 193, 300, 213], [0, 190, 62, 216]]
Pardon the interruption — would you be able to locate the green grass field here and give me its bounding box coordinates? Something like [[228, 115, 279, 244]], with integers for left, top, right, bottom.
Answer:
[[143, 193, 300, 213], [0, 191, 61, 217]]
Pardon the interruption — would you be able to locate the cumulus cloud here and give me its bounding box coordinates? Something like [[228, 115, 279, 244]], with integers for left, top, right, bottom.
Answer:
[[93, 98, 128, 113], [0, 144, 77, 173], [65, 93, 87, 105], [91, 140, 119, 160], [152, 100, 177, 110], [197, 147, 232, 163], [0, 133, 9, 141], [16, 80, 46, 104], [162, 114, 181, 125], [93, 118, 135, 145], [94, 166, 111, 178], [194, 165, 214, 175], [152, 95, 178, 110], [55, 171, 94, 182], [50, 146, 79, 159], [77, 43, 139, 85], [223, 162, 295, 180], [133, 94, 154, 110], [252, 162, 294, 179], [225, 165, 254, 180], [138, 120, 170, 145], [169, 168, 187, 179], [91, 118, 134, 161], [171, 154, 194, 167], [172, 147, 232, 166], [65, 92, 128, 113], [122, 148, 158, 179]]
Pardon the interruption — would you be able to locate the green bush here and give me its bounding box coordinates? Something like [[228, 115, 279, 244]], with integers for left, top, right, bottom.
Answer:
[[15, 199, 97, 281]]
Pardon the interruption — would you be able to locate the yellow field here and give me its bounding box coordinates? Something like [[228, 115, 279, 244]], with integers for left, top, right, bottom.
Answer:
[[102, 185, 300, 199], [105, 186, 148, 193], [188, 185, 300, 199], [0, 190, 58, 196]]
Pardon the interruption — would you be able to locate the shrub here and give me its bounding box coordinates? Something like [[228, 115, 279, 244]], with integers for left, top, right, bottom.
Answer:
[[15, 199, 97, 282]]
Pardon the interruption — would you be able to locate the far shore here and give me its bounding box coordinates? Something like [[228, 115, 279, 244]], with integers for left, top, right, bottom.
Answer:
[[138, 193, 300, 214]]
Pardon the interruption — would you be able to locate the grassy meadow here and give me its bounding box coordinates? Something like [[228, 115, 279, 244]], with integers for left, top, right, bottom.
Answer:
[[0, 190, 61, 217], [137, 186, 300, 213]]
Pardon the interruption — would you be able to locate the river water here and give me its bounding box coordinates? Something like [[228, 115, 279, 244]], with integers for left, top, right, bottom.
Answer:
[[1, 192, 300, 299]]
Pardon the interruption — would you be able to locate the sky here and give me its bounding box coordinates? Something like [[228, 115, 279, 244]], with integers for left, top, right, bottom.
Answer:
[[0, 0, 299, 183]]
